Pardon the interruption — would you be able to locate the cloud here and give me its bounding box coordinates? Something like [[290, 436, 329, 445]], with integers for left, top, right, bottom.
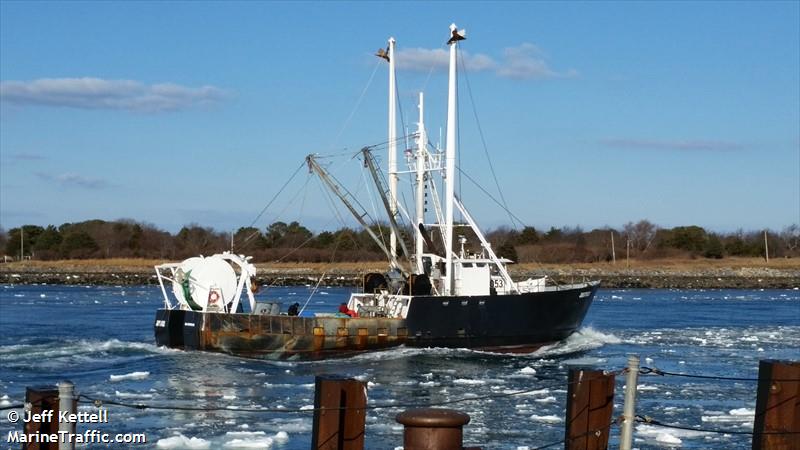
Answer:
[[599, 138, 745, 152], [35, 172, 113, 189], [497, 43, 577, 80], [0, 77, 226, 113], [395, 48, 496, 73], [394, 43, 576, 80], [9, 152, 45, 161]]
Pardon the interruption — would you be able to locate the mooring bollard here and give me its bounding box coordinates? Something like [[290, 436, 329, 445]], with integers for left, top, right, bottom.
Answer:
[[57, 381, 76, 450], [311, 376, 367, 450], [564, 368, 615, 450], [395, 408, 472, 450], [753, 360, 800, 450], [24, 386, 59, 450]]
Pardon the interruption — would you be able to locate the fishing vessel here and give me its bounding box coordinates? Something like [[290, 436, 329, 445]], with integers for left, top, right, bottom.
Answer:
[[154, 24, 598, 359]]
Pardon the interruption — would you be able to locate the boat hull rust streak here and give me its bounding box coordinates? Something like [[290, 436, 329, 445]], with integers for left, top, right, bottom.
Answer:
[[154, 283, 597, 360]]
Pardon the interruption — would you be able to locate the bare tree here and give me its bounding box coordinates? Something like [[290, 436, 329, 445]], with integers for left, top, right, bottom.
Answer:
[[623, 220, 659, 254], [781, 224, 800, 253]]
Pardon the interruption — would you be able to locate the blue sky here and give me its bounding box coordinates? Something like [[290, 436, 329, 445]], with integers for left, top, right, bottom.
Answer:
[[1, 1, 798, 234]]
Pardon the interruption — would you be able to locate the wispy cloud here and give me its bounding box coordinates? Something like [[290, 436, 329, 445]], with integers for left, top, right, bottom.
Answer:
[[35, 172, 113, 189], [8, 152, 46, 161], [496, 43, 578, 80], [394, 43, 576, 80], [395, 48, 497, 72], [599, 138, 745, 152], [0, 77, 226, 113]]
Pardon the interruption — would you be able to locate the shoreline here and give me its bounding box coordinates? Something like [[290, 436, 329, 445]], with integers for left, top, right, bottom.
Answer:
[[1, 259, 798, 289]]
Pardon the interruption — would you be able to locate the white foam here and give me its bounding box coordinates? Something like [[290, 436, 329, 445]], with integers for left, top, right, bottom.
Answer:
[[638, 384, 659, 392], [532, 327, 621, 357], [110, 371, 150, 382], [115, 391, 154, 399], [656, 433, 682, 444], [637, 423, 708, 440], [223, 435, 273, 448], [453, 378, 485, 385], [273, 431, 288, 441], [156, 434, 210, 449], [701, 407, 754, 424], [530, 414, 562, 423]]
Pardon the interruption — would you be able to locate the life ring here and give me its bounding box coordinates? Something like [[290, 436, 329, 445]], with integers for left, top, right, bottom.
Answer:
[[208, 290, 221, 305]]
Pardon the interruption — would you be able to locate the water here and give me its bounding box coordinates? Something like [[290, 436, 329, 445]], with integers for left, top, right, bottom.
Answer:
[[1, 284, 798, 449]]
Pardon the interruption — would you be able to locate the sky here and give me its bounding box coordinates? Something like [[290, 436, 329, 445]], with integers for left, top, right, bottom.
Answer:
[[1, 1, 798, 235]]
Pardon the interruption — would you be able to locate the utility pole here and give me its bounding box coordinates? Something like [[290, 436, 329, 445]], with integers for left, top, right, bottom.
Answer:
[[611, 231, 616, 264], [20, 227, 24, 261], [626, 237, 630, 269], [764, 230, 769, 263]]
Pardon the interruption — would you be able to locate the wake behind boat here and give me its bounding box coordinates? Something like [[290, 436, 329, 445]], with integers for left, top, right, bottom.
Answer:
[[154, 24, 598, 360]]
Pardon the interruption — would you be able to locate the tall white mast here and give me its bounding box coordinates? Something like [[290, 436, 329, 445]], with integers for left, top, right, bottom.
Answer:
[[443, 23, 460, 295], [388, 37, 399, 260], [415, 92, 426, 273]]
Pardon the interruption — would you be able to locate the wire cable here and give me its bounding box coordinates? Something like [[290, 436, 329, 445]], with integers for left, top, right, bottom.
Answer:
[[458, 46, 518, 229], [329, 59, 381, 151], [239, 160, 307, 247], [639, 367, 800, 382], [634, 415, 800, 436], [0, 403, 23, 411]]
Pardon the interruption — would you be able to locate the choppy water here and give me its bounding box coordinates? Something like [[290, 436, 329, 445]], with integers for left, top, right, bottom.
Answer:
[[1, 284, 798, 449]]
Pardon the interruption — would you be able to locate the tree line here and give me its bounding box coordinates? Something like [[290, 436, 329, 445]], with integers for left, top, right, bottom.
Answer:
[[1, 219, 798, 263]]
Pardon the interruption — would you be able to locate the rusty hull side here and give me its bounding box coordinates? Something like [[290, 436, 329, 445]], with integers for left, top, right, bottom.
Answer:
[[197, 312, 408, 360]]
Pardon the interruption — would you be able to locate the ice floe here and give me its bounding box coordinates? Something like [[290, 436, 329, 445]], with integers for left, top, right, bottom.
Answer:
[[109, 371, 150, 382], [156, 434, 210, 449]]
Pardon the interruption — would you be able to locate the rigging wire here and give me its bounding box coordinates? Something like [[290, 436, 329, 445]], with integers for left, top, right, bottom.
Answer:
[[456, 166, 527, 226], [314, 170, 364, 253], [239, 160, 307, 247], [241, 172, 315, 252], [394, 74, 408, 146], [458, 46, 518, 229], [298, 272, 326, 316], [420, 65, 435, 93], [329, 59, 382, 151]]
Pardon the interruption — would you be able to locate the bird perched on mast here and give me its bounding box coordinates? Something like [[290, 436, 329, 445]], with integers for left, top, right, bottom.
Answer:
[[447, 27, 466, 45], [376, 46, 390, 62]]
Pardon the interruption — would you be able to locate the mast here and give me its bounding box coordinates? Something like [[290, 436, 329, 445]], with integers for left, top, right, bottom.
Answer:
[[388, 37, 399, 261], [443, 23, 461, 295], [415, 92, 426, 273]]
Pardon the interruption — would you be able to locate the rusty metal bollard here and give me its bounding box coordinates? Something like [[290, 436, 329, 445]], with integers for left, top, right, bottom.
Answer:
[[395, 408, 472, 450]]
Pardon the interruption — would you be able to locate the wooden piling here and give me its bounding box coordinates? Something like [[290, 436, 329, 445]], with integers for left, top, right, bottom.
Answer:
[[23, 386, 59, 450], [311, 376, 367, 450], [564, 368, 616, 450], [753, 360, 800, 450]]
